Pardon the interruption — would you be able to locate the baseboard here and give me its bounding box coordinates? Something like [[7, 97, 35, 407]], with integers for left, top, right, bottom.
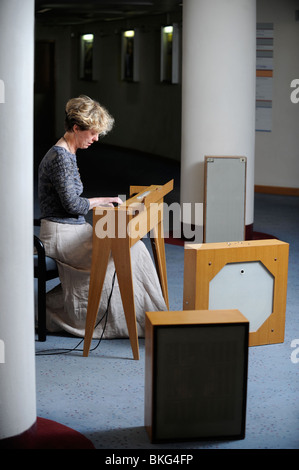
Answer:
[[255, 185, 299, 196]]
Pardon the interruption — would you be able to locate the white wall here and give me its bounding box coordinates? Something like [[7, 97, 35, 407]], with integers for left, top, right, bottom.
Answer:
[[255, 0, 299, 189]]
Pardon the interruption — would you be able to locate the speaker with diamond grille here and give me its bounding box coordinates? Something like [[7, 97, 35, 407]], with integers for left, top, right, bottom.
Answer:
[[144, 309, 249, 443], [183, 239, 289, 346]]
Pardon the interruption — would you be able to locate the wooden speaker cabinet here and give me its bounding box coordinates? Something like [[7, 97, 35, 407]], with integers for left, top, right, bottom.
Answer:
[[145, 309, 249, 443], [183, 239, 289, 346]]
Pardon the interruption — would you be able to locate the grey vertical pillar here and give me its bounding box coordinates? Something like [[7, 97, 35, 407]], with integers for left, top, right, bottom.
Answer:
[[180, 0, 256, 241], [0, 0, 36, 442]]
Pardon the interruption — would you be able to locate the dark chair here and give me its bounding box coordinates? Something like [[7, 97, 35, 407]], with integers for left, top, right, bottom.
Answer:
[[34, 219, 59, 341]]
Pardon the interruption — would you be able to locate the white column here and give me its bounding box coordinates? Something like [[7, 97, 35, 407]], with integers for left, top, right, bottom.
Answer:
[[0, 0, 36, 441], [180, 0, 256, 240]]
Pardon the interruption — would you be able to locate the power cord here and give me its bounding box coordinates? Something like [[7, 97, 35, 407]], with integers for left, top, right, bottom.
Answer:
[[36, 271, 117, 356]]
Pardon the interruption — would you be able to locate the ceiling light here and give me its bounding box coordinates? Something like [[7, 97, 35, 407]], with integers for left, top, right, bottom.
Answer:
[[124, 30, 135, 37], [163, 26, 173, 34], [82, 34, 94, 41]]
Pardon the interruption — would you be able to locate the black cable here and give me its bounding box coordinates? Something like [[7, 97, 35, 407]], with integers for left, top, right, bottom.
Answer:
[[36, 271, 117, 356]]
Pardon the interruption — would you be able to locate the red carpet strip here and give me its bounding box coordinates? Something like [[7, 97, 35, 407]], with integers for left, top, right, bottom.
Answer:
[[0, 417, 95, 449]]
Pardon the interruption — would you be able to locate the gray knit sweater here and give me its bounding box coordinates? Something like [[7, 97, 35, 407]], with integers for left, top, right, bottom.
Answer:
[[38, 146, 90, 224]]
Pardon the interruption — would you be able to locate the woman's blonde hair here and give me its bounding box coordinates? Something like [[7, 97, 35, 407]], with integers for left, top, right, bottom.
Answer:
[[65, 95, 114, 136]]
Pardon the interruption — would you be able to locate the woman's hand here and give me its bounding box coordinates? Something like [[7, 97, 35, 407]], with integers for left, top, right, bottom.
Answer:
[[88, 196, 123, 209]]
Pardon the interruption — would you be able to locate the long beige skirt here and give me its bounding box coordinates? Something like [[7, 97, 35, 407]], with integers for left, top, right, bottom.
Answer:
[[39, 219, 166, 338]]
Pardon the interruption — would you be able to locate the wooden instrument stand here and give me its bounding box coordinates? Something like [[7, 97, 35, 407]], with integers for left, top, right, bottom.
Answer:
[[83, 180, 173, 359]]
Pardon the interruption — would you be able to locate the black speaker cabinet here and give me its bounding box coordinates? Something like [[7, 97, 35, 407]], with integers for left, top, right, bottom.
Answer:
[[145, 310, 249, 443]]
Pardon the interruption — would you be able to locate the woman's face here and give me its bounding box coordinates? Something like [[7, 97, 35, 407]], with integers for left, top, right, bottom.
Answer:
[[75, 127, 99, 149]]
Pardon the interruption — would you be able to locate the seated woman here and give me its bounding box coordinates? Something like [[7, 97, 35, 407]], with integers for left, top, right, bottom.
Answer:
[[38, 95, 166, 339]]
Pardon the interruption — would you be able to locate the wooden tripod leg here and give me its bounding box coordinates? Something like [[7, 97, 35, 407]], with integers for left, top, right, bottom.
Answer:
[[150, 221, 169, 309], [83, 237, 111, 357], [112, 239, 139, 360]]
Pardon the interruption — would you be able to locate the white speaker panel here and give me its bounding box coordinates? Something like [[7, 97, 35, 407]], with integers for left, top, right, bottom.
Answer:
[[209, 261, 274, 332], [204, 156, 246, 243]]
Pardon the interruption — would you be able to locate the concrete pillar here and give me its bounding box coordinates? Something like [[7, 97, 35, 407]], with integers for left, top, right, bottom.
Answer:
[[0, 0, 36, 443], [180, 0, 256, 240]]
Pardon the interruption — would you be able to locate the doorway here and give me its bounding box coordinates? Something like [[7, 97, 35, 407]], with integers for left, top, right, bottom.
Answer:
[[34, 40, 56, 172]]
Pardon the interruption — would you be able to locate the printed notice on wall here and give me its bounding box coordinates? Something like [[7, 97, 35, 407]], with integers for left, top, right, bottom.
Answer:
[[256, 23, 274, 132]]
